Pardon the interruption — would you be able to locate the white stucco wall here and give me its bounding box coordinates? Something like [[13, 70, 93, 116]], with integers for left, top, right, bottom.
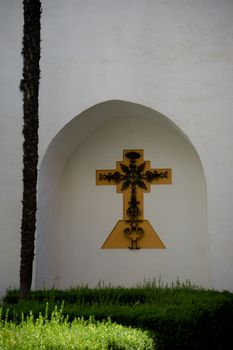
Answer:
[[0, 0, 22, 295], [0, 0, 233, 294], [36, 102, 209, 289], [60, 111, 209, 288]]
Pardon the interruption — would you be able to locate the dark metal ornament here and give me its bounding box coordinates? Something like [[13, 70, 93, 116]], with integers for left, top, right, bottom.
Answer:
[[98, 151, 168, 249]]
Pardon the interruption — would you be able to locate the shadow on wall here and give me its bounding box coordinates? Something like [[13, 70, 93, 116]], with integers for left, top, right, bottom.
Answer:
[[35, 100, 209, 290]]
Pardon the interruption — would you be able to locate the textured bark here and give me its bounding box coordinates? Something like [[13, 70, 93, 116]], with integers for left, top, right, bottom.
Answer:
[[20, 0, 41, 299]]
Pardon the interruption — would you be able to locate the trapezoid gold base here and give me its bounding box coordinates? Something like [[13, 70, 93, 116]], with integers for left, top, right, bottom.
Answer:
[[101, 220, 166, 249]]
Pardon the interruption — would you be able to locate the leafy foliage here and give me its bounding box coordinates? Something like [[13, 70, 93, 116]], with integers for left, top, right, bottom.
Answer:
[[0, 305, 154, 350], [2, 283, 233, 349]]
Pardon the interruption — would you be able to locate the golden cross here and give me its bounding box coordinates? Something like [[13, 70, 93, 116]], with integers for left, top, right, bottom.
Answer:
[[96, 150, 172, 249]]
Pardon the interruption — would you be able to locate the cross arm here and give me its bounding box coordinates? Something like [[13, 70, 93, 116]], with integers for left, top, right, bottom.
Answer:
[[142, 168, 172, 185], [96, 169, 122, 186]]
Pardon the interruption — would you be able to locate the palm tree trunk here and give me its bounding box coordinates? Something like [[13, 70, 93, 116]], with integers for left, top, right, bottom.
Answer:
[[20, 0, 41, 299]]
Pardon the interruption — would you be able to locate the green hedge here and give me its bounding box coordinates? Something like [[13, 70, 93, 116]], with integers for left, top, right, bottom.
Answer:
[[2, 285, 233, 350], [0, 305, 154, 350]]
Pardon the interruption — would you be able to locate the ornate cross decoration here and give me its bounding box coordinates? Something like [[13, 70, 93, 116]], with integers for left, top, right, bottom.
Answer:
[[96, 150, 172, 249]]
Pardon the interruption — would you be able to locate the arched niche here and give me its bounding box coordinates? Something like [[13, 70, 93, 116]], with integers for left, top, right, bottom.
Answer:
[[35, 100, 209, 289]]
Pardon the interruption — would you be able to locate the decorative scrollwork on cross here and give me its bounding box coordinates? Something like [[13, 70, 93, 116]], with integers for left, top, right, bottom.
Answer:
[[96, 150, 172, 249], [100, 151, 168, 249]]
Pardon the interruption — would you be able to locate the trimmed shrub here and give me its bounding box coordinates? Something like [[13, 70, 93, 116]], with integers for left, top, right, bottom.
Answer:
[[0, 305, 154, 350], [2, 285, 233, 349]]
